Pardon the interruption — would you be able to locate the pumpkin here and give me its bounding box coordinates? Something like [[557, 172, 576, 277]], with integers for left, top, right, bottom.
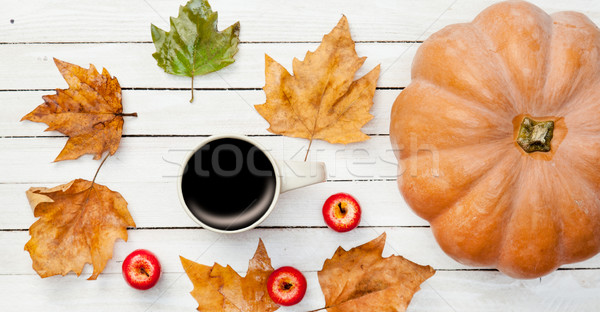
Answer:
[[390, 0, 600, 278]]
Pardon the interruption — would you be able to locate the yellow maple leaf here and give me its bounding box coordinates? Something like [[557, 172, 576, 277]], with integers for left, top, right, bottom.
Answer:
[[255, 16, 380, 159], [21, 58, 136, 161], [181, 239, 279, 311]]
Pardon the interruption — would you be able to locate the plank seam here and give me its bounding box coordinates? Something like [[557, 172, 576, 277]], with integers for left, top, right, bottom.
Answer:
[[1, 267, 598, 276], [0, 134, 391, 139], [0, 40, 423, 45], [0, 225, 423, 231], [0, 87, 404, 92]]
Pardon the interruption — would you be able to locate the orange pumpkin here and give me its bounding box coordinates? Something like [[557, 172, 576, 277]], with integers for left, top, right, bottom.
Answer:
[[390, 0, 600, 278]]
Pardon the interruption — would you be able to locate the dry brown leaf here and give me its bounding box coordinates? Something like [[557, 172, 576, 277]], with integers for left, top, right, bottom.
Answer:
[[181, 239, 279, 311], [317, 233, 435, 312], [24, 179, 136, 280], [21, 58, 137, 162], [255, 16, 380, 159]]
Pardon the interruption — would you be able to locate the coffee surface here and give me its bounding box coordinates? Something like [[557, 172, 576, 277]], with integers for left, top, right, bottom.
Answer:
[[181, 138, 277, 231]]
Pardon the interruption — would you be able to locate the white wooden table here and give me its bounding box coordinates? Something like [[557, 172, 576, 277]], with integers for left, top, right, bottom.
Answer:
[[2, 0, 600, 311]]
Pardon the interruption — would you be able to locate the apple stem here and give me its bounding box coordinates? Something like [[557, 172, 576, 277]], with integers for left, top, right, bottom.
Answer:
[[140, 267, 150, 277], [338, 202, 346, 214]]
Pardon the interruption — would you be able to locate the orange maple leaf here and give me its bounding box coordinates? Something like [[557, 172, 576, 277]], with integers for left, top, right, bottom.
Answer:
[[181, 239, 280, 311], [255, 16, 380, 160], [21, 58, 137, 161], [317, 233, 435, 312], [24, 179, 136, 280]]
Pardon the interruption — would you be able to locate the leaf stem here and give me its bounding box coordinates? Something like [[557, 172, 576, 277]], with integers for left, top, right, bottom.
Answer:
[[117, 112, 138, 117], [79, 153, 110, 216], [190, 75, 194, 103], [91, 153, 110, 187], [304, 138, 313, 162], [305, 307, 328, 312]]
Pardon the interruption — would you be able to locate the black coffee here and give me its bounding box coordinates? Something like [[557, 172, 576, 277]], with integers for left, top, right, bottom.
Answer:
[[181, 138, 277, 231]]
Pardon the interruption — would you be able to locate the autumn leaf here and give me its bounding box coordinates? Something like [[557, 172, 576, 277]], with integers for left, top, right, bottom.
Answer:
[[255, 16, 380, 160], [21, 58, 137, 162], [317, 233, 435, 312], [151, 0, 240, 102], [24, 178, 136, 280], [181, 239, 279, 311]]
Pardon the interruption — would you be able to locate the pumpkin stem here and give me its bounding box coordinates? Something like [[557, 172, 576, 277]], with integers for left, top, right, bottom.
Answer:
[[516, 117, 554, 153]]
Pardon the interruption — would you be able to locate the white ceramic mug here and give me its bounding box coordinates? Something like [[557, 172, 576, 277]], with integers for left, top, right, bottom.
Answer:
[[177, 134, 327, 233]]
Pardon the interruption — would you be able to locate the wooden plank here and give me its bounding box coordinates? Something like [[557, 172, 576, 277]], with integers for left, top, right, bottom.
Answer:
[[3, 89, 396, 136], [4, 228, 600, 276], [409, 270, 600, 312], [2, 0, 599, 42], [0, 42, 413, 89], [1, 233, 599, 311], [1, 180, 426, 229], [0, 136, 401, 183], [0, 271, 598, 311]]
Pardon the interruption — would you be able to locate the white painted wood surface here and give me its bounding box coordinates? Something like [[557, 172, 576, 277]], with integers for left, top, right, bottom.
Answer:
[[1, 0, 599, 42], [2, 0, 600, 311]]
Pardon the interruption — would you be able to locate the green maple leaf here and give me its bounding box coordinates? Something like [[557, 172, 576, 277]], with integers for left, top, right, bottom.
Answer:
[[151, 0, 240, 102]]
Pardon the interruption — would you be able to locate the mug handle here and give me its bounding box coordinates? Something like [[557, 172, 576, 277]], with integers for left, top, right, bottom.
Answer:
[[274, 160, 327, 193]]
